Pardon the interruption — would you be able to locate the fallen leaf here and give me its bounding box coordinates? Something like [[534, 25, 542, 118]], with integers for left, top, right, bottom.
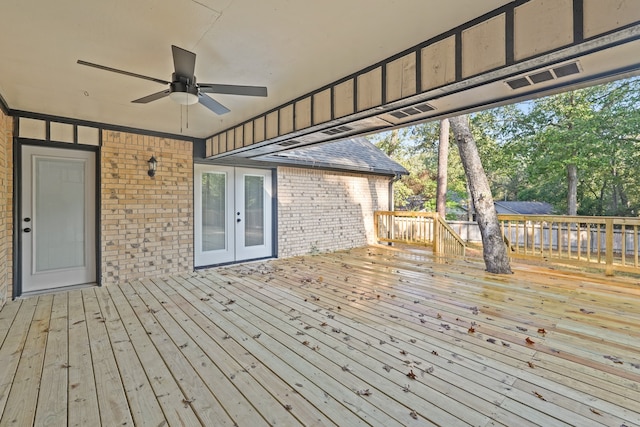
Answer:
[[284, 404, 293, 411], [525, 337, 535, 345], [501, 341, 511, 347], [400, 350, 408, 356], [517, 326, 528, 332], [302, 341, 310, 346], [468, 326, 475, 333], [320, 322, 328, 327], [527, 361, 535, 368], [342, 365, 352, 372], [532, 391, 546, 401], [431, 350, 439, 356], [436, 313, 442, 319], [382, 365, 392, 372], [356, 389, 372, 396], [224, 299, 236, 305], [410, 410, 418, 420], [402, 384, 410, 392], [200, 297, 210, 302], [182, 397, 195, 407], [60, 363, 71, 369], [580, 308, 595, 314], [589, 408, 602, 416], [406, 370, 417, 380], [486, 338, 496, 344], [537, 328, 547, 334]]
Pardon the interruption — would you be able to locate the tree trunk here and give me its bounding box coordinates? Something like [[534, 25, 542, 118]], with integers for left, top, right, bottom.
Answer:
[[567, 163, 578, 215], [450, 115, 512, 274], [436, 118, 449, 217], [466, 182, 474, 221]]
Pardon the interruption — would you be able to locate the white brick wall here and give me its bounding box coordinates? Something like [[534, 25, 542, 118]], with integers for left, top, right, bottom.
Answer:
[[277, 167, 390, 257]]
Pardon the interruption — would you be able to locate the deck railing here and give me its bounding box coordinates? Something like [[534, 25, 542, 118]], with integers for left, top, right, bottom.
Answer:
[[498, 214, 640, 275], [374, 211, 466, 257]]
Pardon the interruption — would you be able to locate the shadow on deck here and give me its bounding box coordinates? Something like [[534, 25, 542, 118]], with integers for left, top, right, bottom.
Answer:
[[0, 245, 639, 426]]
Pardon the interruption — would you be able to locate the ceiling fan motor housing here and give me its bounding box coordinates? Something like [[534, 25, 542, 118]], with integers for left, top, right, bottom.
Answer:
[[170, 73, 199, 104]]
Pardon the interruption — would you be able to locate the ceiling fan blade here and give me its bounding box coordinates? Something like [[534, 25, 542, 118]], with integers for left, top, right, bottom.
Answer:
[[132, 89, 171, 103], [199, 93, 230, 115], [172, 45, 196, 78], [77, 60, 169, 85], [199, 83, 268, 97]]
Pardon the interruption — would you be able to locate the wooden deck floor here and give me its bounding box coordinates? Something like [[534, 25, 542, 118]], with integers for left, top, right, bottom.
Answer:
[[1, 245, 639, 426]]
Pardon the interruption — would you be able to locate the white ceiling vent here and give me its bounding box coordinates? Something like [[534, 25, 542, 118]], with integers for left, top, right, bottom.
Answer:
[[506, 61, 581, 90], [277, 139, 301, 147], [322, 125, 353, 136], [389, 102, 435, 119]]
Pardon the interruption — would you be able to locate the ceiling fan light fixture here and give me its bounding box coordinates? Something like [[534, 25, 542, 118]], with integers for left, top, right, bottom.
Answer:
[[169, 91, 199, 105], [169, 80, 199, 105]]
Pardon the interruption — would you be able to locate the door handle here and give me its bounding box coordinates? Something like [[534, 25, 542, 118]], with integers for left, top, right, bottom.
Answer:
[[23, 227, 31, 233]]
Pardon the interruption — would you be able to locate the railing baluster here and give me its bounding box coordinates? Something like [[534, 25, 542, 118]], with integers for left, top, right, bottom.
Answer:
[[633, 225, 638, 268], [620, 224, 627, 265]]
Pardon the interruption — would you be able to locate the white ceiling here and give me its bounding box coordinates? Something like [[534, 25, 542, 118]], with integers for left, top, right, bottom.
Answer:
[[0, 0, 512, 138]]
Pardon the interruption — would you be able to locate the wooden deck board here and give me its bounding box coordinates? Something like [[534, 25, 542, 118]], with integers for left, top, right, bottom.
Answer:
[[105, 283, 203, 427], [67, 289, 100, 427], [2, 295, 53, 427], [82, 288, 134, 426], [0, 244, 639, 426], [34, 293, 68, 427]]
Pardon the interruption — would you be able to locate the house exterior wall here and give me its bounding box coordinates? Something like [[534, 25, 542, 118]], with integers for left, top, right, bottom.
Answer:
[[101, 131, 193, 284], [277, 167, 390, 257], [0, 111, 12, 307]]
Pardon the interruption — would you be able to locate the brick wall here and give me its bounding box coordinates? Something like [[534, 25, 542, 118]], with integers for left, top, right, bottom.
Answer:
[[277, 167, 390, 257], [101, 131, 193, 284], [0, 111, 12, 307]]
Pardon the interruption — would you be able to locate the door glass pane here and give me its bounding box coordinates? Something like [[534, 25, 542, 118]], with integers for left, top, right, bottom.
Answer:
[[35, 158, 85, 271], [244, 175, 265, 247], [202, 172, 226, 251]]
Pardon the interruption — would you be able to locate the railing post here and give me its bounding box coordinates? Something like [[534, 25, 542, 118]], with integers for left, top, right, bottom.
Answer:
[[433, 214, 440, 255], [374, 212, 379, 243], [605, 218, 614, 276]]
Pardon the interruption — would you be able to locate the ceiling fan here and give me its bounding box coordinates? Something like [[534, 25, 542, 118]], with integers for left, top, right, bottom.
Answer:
[[77, 45, 267, 115]]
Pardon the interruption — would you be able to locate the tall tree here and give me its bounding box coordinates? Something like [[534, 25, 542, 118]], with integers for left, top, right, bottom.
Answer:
[[499, 77, 640, 216], [450, 115, 512, 274], [436, 118, 449, 216]]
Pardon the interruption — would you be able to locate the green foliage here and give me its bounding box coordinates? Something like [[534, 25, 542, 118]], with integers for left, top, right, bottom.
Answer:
[[494, 77, 640, 215], [370, 124, 468, 212], [371, 77, 640, 217]]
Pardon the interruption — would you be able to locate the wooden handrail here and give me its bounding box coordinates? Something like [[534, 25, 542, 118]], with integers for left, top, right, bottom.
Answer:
[[374, 211, 465, 257], [497, 214, 640, 276]]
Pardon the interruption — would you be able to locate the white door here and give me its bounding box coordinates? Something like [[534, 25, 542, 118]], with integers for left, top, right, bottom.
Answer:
[[21, 146, 96, 294], [235, 168, 273, 260], [195, 165, 272, 267]]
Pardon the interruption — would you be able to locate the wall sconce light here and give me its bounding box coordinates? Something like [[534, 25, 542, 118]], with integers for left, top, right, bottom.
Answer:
[[147, 156, 157, 177]]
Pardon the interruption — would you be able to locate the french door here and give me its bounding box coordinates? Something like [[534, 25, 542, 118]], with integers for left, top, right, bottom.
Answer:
[[195, 165, 273, 267], [21, 145, 96, 294]]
